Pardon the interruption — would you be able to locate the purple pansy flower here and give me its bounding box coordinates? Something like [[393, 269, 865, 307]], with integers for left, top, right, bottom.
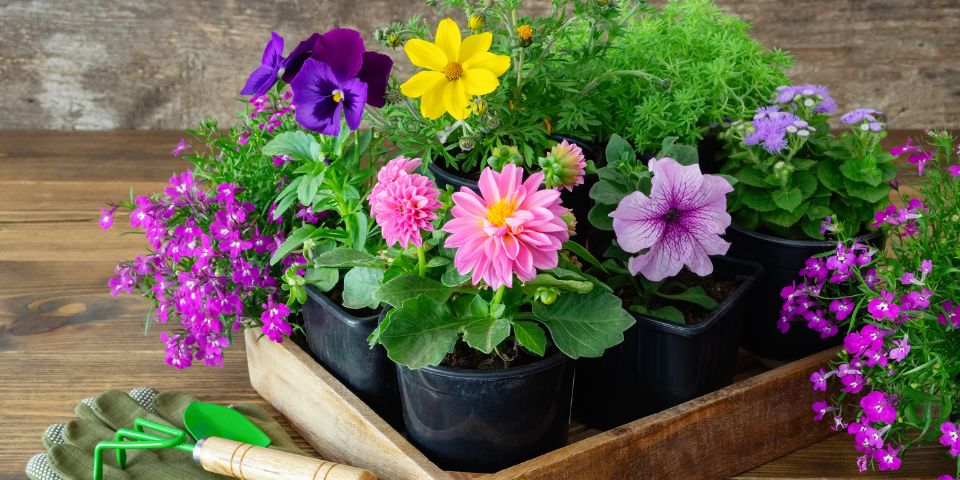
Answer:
[[291, 57, 368, 136], [241, 32, 285, 96], [610, 157, 732, 281]]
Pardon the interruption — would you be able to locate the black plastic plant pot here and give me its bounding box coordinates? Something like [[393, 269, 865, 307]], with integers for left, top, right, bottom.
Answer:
[[726, 224, 884, 362], [302, 286, 401, 428], [397, 352, 574, 473], [428, 161, 479, 193], [573, 256, 762, 430]]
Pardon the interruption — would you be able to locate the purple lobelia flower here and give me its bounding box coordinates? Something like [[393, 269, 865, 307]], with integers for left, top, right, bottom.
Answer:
[[812, 400, 831, 421], [286, 29, 393, 135], [889, 335, 910, 362], [171, 139, 191, 157], [860, 390, 897, 424], [611, 157, 733, 281], [241, 32, 285, 97], [99, 206, 117, 231], [873, 445, 901, 471], [941, 422, 960, 457], [868, 290, 901, 321]]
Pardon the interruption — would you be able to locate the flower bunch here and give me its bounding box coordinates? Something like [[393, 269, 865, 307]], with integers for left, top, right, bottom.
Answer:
[[583, 135, 734, 324], [370, 0, 628, 173], [316, 163, 638, 370], [721, 83, 896, 239], [106, 170, 288, 369], [784, 132, 960, 475]]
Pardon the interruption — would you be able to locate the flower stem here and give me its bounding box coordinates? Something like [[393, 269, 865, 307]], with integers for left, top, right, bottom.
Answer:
[[416, 245, 427, 277], [491, 285, 506, 312]]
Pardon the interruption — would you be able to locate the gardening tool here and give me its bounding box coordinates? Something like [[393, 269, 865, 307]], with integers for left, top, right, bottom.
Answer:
[[93, 401, 376, 480]]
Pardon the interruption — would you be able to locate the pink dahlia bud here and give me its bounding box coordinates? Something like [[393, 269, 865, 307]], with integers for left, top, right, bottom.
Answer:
[[539, 140, 586, 191]]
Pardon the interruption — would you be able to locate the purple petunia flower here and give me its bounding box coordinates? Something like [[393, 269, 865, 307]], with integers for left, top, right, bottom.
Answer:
[[860, 390, 897, 424], [241, 32, 285, 96], [610, 157, 732, 281]]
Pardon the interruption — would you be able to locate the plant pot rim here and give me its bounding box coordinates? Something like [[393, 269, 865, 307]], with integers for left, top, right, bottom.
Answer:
[[428, 160, 479, 190], [729, 223, 883, 248], [304, 285, 381, 326], [632, 255, 763, 337], [400, 349, 567, 380]]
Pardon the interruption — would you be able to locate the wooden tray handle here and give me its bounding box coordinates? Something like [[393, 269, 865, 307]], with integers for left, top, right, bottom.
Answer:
[[195, 436, 378, 480]]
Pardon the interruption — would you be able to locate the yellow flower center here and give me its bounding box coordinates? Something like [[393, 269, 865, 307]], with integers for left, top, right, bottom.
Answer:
[[517, 25, 533, 42], [487, 199, 516, 227], [332, 89, 343, 103], [443, 62, 464, 81]]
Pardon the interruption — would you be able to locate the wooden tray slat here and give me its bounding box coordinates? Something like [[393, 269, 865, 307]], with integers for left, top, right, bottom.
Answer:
[[246, 328, 835, 479]]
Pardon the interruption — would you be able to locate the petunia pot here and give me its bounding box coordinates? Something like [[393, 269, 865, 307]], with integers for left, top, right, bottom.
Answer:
[[302, 286, 401, 428], [396, 351, 575, 472], [726, 225, 884, 362], [573, 256, 762, 429]]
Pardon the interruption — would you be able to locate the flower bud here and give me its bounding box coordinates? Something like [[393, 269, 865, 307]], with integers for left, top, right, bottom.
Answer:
[[561, 209, 577, 237], [459, 136, 476, 152], [516, 24, 533, 47], [468, 14, 485, 31], [487, 145, 522, 170], [539, 140, 586, 191], [535, 287, 559, 305]]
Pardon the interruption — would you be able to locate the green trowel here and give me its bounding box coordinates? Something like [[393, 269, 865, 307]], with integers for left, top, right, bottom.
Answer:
[[93, 402, 376, 480]]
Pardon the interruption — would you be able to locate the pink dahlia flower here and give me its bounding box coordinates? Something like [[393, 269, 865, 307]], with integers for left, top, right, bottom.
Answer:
[[370, 171, 441, 248], [540, 140, 586, 191], [610, 157, 732, 281], [442, 164, 569, 289], [370, 156, 422, 209]]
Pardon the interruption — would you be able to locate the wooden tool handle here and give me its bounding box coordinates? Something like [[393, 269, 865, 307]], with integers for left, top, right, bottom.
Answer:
[[195, 437, 377, 480]]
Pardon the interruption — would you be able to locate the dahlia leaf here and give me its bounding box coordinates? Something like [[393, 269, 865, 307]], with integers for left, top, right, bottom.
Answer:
[[512, 321, 547, 356], [522, 274, 594, 294], [462, 316, 511, 355], [533, 289, 635, 358], [342, 267, 385, 310], [312, 248, 382, 268], [375, 274, 451, 307], [304, 268, 339, 292], [378, 295, 462, 369]]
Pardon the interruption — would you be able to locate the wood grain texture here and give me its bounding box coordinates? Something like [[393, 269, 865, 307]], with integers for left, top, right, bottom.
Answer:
[[196, 436, 377, 480], [2, 1, 957, 130], [0, 131, 954, 479]]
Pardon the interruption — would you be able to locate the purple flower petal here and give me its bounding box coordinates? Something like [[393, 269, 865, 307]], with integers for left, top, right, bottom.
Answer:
[[281, 32, 321, 83], [241, 64, 280, 96], [240, 32, 284, 96], [340, 77, 368, 131], [358, 51, 393, 108], [313, 28, 366, 82], [291, 58, 345, 135]]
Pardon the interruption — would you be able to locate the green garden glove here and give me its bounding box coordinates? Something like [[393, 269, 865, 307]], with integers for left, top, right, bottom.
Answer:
[[26, 388, 306, 480]]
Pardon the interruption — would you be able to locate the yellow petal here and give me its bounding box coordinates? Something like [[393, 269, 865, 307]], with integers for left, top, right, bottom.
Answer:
[[461, 68, 499, 96], [463, 52, 510, 77], [434, 18, 461, 63], [404, 39, 447, 71], [420, 81, 447, 120], [459, 32, 492, 63], [400, 71, 446, 98], [443, 80, 470, 121]]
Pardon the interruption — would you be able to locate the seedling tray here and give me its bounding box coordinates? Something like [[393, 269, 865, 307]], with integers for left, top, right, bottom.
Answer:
[[244, 329, 834, 479]]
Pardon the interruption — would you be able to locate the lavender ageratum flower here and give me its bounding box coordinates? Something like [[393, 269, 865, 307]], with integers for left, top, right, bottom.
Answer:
[[841, 108, 884, 132], [240, 32, 285, 96], [610, 157, 733, 281], [775, 84, 837, 114], [283, 29, 393, 108], [744, 108, 807, 154]]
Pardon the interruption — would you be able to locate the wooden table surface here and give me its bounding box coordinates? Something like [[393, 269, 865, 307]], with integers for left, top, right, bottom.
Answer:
[[0, 131, 953, 479]]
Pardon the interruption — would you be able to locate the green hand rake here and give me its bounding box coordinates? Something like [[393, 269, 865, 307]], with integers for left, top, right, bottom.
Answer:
[[93, 402, 376, 480]]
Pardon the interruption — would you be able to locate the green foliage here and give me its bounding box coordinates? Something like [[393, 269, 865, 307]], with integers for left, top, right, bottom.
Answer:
[[720, 94, 895, 240], [583, 0, 792, 152]]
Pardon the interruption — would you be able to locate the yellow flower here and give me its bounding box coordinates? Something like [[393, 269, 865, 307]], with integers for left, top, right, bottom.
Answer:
[[516, 24, 533, 46], [400, 18, 510, 121], [468, 14, 485, 31]]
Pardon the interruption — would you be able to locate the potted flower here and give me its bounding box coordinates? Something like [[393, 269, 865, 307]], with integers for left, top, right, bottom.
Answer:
[[573, 134, 761, 427], [99, 90, 307, 368], [368, 2, 616, 209], [356, 162, 634, 472], [235, 29, 405, 424], [785, 131, 958, 476], [719, 84, 894, 361], [571, 0, 792, 162]]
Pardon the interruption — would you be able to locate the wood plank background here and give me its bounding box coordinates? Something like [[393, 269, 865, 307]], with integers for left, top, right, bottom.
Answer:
[[1, 0, 957, 131]]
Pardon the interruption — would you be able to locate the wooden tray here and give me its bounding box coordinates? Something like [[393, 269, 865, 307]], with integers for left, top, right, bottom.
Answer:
[[244, 328, 835, 479]]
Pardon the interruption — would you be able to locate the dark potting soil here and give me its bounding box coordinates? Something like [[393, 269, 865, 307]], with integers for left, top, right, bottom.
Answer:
[[326, 284, 380, 318], [441, 339, 543, 371], [623, 270, 744, 326]]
